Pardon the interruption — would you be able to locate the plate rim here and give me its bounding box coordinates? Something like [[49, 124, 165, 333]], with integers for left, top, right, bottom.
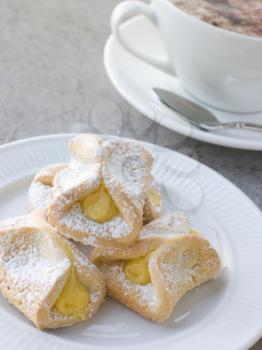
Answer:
[[0, 133, 261, 350], [103, 17, 262, 151]]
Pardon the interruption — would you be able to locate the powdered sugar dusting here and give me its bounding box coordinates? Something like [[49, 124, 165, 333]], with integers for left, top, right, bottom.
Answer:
[[158, 243, 198, 297], [101, 263, 155, 307], [152, 181, 162, 214], [29, 181, 52, 211], [0, 231, 70, 314], [140, 212, 190, 239], [62, 230, 98, 246], [61, 204, 131, 240], [54, 164, 100, 195], [103, 139, 153, 207], [160, 261, 193, 295], [89, 291, 100, 304], [0, 215, 28, 229], [31, 136, 155, 245]]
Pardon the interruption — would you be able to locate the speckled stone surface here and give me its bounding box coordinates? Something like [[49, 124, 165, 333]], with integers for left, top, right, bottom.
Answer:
[[0, 0, 261, 348]]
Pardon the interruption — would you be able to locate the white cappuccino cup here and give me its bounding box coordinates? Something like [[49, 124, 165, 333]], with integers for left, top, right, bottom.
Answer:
[[111, 0, 262, 113]]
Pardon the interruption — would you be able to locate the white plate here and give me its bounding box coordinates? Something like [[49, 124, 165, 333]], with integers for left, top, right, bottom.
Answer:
[[104, 16, 262, 151], [0, 134, 262, 350]]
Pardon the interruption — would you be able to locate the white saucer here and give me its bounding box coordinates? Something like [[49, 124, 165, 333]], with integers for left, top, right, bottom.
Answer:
[[0, 134, 262, 349], [104, 16, 262, 151]]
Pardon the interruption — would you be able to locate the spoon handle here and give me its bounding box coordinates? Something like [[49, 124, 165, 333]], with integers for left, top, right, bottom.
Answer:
[[202, 121, 262, 133], [238, 122, 262, 133]]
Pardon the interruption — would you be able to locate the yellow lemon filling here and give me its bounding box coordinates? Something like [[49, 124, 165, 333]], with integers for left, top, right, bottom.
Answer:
[[54, 268, 90, 319], [53, 240, 90, 319], [81, 184, 119, 223], [148, 188, 161, 207], [123, 255, 151, 285]]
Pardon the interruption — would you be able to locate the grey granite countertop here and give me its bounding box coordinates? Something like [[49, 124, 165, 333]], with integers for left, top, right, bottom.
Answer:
[[0, 0, 261, 348]]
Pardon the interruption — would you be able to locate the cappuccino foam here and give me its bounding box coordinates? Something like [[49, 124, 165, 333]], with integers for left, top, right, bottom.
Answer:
[[171, 0, 262, 37]]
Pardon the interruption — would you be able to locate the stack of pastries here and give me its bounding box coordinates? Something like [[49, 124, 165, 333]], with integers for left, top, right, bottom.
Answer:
[[0, 134, 221, 329]]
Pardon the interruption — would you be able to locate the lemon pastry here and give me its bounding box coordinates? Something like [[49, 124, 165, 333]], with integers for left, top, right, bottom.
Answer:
[[47, 134, 154, 246], [92, 212, 221, 323], [0, 210, 106, 329], [28, 163, 67, 212], [143, 178, 162, 224], [29, 162, 161, 226]]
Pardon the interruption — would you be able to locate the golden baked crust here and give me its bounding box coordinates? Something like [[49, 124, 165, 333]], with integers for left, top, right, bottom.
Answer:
[[29, 162, 161, 225], [47, 134, 154, 247], [143, 178, 162, 224], [0, 210, 106, 329], [92, 212, 221, 323], [28, 163, 68, 212]]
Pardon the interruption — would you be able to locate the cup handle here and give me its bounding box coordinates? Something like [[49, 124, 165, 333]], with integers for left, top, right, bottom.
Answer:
[[111, 1, 173, 75]]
